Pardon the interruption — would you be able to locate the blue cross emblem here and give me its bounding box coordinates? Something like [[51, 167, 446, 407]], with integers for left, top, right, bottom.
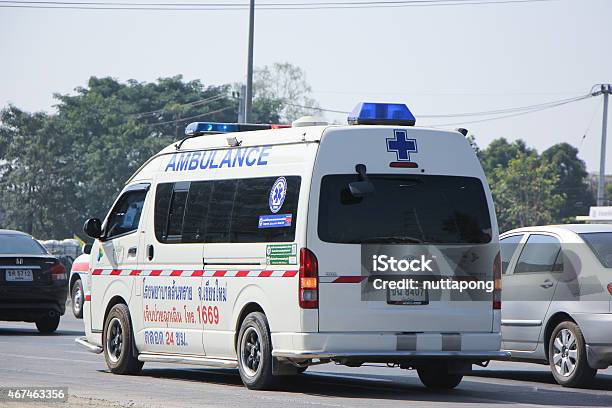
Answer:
[[273, 185, 283, 202], [386, 130, 418, 161]]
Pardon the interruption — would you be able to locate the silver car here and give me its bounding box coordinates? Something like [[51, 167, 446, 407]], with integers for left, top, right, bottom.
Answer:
[[500, 224, 612, 387]]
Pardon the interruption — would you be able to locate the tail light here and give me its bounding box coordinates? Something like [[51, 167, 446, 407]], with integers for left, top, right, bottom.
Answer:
[[607, 283, 612, 296], [50, 261, 67, 281], [493, 252, 502, 310], [299, 248, 318, 309]]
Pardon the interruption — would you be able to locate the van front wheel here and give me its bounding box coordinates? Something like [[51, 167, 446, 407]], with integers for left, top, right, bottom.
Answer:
[[237, 312, 276, 390], [417, 362, 463, 389], [103, 304, 143, 375]]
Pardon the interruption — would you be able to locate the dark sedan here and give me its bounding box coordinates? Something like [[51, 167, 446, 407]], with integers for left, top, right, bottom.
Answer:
[[0, 229, 68, 333]]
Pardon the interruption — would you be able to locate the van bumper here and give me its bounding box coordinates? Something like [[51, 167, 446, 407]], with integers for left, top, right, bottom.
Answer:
[[272, 332, 508, 363]]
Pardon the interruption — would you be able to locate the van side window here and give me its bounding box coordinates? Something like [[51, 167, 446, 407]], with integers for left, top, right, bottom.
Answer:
[[500, 234, 523, 274], [166, 188, 189, 241], [514, 234, 561, 274], [182, 181, 213, 243], [204, 179, 238, 243], [105, 189, 147, 239], [154, 176, 301, 244]]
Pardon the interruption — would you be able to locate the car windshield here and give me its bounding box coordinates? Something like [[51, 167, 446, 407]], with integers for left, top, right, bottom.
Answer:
[[579, 232, 612, 268], [318, 174, 492, 244], [0, 234, 48, 255]]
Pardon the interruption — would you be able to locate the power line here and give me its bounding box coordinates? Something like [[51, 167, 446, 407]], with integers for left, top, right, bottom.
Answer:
[[131, 94, 226, 118], [425, 94, 594, 127], [419, 93, 590, 118], [145, 105, 235, 126], [0, 0, 565, 11]]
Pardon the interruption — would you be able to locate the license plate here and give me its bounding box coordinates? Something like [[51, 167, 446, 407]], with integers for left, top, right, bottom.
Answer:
[[5, 269, 33, 282], [387, 287, 428, 305]]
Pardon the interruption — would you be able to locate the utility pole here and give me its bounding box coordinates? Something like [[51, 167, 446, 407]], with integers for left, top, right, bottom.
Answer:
[[237, 85, 246, 123], [593, 84, 611, 206], [244, 0, 255, 123]]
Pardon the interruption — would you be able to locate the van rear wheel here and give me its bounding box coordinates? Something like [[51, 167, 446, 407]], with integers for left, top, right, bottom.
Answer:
[[417, 361, 463, 389], [237, 311, 276, 390], [103, 303, 143, 375]]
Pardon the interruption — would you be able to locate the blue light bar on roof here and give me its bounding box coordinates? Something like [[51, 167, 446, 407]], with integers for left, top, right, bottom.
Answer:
[[347, 102, 416, 126], [185, 122, 272, 136]]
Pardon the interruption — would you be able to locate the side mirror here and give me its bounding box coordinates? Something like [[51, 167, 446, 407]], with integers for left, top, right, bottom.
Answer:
[[348, 180, 375, 198], [83, 243, 92, 255], [83, 218, 102, 239]]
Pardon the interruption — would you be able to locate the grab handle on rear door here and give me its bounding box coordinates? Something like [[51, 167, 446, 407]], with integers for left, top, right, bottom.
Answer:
[[540, 279, 554, 289], [147, 244, 154, 261]]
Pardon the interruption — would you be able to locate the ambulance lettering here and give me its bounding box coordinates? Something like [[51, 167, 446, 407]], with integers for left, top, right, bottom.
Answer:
[[164, 145, 272, 172]]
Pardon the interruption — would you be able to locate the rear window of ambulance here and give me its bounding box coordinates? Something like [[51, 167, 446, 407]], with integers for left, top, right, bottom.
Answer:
[[318, 174, 492, 244]]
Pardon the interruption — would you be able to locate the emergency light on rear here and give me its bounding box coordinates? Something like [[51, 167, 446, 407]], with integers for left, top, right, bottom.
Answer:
[[347, 102, 416, 126]]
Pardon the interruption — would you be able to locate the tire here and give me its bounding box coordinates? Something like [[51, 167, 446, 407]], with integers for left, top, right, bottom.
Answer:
[[35, 314, 60, 334], [548, 321, 596, 387], [71, 279, 84, 319], [417, 361, 463, 390], [103, 303, 143, 375], [237, 311, 276, 390]]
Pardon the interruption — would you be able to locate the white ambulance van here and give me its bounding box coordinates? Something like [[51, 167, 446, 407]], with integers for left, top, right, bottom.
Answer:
[[76, 102, 508, 390]]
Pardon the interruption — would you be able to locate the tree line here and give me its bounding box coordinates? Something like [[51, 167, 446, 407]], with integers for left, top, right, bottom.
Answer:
[[0, 70, 602, 239]]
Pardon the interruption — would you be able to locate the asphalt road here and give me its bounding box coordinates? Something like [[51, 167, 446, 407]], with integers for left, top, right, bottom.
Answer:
[[0, 314, 611, 407]]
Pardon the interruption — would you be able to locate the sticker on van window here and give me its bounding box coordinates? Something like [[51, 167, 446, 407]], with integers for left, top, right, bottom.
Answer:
[[269, 177, 287, 213], [266, 244, 297, 265], [258, 214, 292, 229]]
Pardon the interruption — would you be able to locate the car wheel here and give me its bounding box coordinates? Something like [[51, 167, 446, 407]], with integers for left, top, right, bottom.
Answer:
[[103, 303, 143, 375], [237, 311, 276, 390], [417, 361, 463, 389], [548, 321, 596, 387], [35, 314, 60, 334], [71, 279, 84, 319]]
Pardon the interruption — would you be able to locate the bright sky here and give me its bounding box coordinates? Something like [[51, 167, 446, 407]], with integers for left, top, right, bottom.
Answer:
[[1, 0, 611, 172]]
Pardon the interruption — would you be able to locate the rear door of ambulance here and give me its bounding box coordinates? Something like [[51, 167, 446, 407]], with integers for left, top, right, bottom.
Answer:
[[307, 126, 498, 333]]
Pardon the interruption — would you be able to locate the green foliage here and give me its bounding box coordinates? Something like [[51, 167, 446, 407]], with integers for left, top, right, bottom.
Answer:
[[478, 137, 592, 232], [541, 143, 594, 221], [479, 137, 534, 176], [491, 153, 565, 231]]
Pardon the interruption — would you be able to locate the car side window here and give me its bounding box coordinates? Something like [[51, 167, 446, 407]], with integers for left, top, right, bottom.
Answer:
[[514, 234, 561, 274], [500, 234, 523, 274], [105, 189, 148, 239]]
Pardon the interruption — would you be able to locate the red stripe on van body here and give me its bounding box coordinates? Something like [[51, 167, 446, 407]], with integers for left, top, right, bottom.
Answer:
[[84, 295, 91, 301], [332, 276, 365, 283], [213, 270, 227, 277], [236, 271, 250, 277], [92, 269, 103, 275], [283, 270, 298, 277], [110, 269, 122, 276], [130, 270, 142, 276], [259, 270, 273, 277], [149, 270, 163, 276], [72, 262, 89, 272], [191, 270, 204, 277], [170, 270, 183, 277]]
